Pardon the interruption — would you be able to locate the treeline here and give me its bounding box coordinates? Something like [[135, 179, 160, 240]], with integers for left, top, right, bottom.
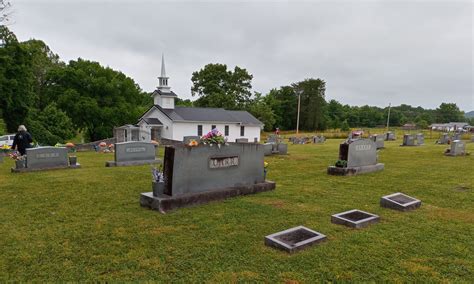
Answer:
[[185, 63, 469, 131], [0, 26, 149, 144], [0, 27, 470, 145]]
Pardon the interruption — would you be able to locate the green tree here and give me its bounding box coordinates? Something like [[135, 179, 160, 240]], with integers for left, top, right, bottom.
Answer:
[[435, 103, 464, 123], [42, 59, 148, 141], [246, 92, 276, 132], [191, 63, 253, 110], [25, 103, 75, 145], [264, 86, 297, 130], [341, 119, 350, 131], [0, 26, 35, 132], [175, 98, 193, 107], [292, 78, 327, 130]]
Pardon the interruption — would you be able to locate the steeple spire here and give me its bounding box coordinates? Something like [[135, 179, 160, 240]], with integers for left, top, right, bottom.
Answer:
[[160, 53, 166, 77], [157, 53, 170, 93]]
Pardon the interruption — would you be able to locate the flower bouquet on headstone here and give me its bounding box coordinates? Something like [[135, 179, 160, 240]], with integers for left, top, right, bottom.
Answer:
[[201, 128, 228, 148], [151, 165, 164, 183], [335, 159, 347, 168]]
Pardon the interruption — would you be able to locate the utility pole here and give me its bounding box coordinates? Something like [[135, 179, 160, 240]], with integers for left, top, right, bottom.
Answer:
[[296, 91, 301, 134], [386, 103, 391, 131]]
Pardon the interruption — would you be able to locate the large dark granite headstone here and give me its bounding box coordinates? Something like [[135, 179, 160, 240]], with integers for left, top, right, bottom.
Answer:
[[140, 143, 276, 213]]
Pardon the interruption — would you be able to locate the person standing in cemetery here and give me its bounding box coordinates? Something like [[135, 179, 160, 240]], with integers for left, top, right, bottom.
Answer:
[[12, 125, 33, 156]]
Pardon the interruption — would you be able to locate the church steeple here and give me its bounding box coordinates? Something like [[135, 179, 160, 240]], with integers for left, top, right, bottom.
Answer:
[[157, 54, 171, 93]]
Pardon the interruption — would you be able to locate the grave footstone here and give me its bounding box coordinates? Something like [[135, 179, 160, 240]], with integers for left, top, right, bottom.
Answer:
[[380, 192, 421, 211], [11, 147, 80, 173], [264, 226, 326, 253], [140, 143, 276, 213], [331, 209, 380, 228], [105, 141, 161, 167], [445, 140, 467, 156], [327, 139, 384, 176]]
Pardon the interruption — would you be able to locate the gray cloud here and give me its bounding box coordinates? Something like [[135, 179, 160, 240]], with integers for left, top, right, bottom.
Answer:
[[10, 0, 473, 110]]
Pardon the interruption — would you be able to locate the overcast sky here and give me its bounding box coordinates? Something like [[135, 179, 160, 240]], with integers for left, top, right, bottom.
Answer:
[[9, 0, 474, 111]]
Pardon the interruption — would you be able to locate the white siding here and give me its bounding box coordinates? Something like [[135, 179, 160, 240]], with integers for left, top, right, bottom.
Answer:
[[142, 107, 174, 140], [172, 122, 261, 142]]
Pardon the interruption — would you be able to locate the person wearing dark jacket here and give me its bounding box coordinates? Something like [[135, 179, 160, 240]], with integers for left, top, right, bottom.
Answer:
[[12, 125, 33, 156]]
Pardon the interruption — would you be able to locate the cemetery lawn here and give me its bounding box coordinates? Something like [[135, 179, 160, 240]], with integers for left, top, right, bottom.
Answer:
[[0, 139, 473, 282]]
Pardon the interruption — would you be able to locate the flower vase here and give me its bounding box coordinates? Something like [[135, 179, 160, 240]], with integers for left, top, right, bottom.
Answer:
[[69, 156, 77, 166], [152, 181, 165, 197], [15, 159, 26, 169]]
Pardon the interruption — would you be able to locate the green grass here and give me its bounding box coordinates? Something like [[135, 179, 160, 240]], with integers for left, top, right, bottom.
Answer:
[[0, 140, 473, 282]]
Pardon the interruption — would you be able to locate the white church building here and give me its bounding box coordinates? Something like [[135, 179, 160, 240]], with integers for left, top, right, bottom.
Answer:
[[114, 56, 263, 143]]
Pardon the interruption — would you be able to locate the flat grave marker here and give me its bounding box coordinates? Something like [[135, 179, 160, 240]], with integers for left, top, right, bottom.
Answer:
[[380, 192, 421, 211], [331, 209, 380, 228], [264, 226, 326, 253]]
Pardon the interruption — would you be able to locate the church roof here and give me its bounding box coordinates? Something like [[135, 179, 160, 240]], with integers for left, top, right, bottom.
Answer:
[[140, 117, 163, 125], [152, 105, 263, 126], [152, 89, 178, 97]]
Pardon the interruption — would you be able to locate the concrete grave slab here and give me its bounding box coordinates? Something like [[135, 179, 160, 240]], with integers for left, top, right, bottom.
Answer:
[[331, 209, 380, 228], [264, 226, 326, 253], [380, 192, 421, 211]]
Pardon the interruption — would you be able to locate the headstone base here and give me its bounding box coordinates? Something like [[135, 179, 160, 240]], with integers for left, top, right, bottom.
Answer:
[[140, 181, 276, 213], [105, 159, 162, 167], [11, 164, 81, 173], [444, 152, 469, 157], [327, 163, 384, 176]]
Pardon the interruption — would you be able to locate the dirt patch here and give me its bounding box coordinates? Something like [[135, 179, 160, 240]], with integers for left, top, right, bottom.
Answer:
[[454, 185, 471, 192]]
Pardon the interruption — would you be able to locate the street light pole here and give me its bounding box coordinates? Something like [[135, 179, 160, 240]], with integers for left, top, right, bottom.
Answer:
[[296, 91, 301, 134], [386, 103, 391, 131]]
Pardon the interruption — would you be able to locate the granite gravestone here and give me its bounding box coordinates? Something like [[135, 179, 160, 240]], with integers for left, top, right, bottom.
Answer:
[[327, 139, 384, 176], [140, 143, 276, 213], [401, 134, 416, 146], [370, 134, 384, 149], [416, 133, 424, 145], [183, 136, 200, 144], [445, 140, 467, 156], [438, 133, 449, 144], [313, 136, 326, 144], [105, 141, 160, 167], [452, 133, 461, 141], [385, 132, 396, 141], [264, 135, 287, 156], [11, 147, 80, 173], [264, 226, 326, 253]]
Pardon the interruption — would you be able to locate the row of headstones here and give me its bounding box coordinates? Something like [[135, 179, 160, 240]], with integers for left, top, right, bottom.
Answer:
[[263, 135, 288, 156], [437, 133, 470, 144], [265, 192, 421, 253], [401, 133, 424, 146], [288, 135, 326, 145]]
